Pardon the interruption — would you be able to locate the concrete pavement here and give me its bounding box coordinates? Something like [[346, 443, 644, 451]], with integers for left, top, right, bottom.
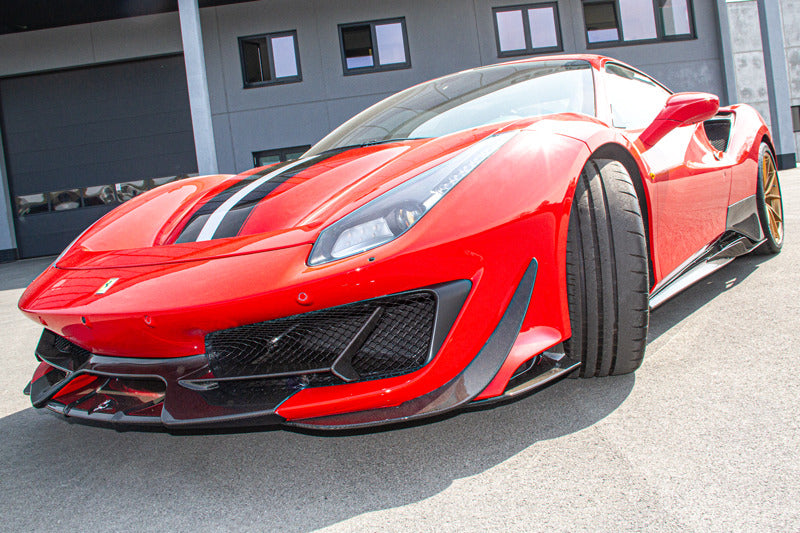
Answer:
[[1, 170, 798, 532]]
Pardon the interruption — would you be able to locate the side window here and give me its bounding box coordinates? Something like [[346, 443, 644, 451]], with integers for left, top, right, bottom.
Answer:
[[605, 63, 670, 129], [239, 31, 302, 88], [339, 18, 411, 75]]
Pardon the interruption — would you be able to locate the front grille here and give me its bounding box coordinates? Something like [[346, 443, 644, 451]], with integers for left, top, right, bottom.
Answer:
[[205, 291, 437, 384], [37, 329, 92, 372]]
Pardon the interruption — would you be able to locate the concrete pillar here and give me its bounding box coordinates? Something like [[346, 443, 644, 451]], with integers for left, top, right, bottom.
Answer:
[[757, 0, 797, 169], [178, 0, 219, 175], [0, 124, 18, 262], [715, 0, 738, 107]]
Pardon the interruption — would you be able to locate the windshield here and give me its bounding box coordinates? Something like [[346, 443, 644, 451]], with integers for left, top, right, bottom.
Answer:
[[306, 59, 595, 156]]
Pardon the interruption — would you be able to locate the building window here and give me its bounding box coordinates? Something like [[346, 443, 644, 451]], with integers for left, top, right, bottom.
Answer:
[[14, 176, 192, 217], [493, 3, 562, 57], [792, 106, 800, 132], [253, 145, 311, 167], [239, 30, 301, 88], [583, 0, 694, 46], [339, 18, 410, 74]]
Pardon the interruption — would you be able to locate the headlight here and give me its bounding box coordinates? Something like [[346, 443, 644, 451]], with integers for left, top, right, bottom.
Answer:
[[308, 131, 515, 265]]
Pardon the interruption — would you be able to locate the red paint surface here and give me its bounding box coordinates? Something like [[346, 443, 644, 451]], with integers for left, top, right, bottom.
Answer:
[[19, 54, 771, 422]]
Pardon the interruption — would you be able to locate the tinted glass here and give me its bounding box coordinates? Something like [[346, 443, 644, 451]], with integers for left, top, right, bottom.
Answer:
[[241, 38, 266, 83], [605, 63, 670, 129], [307, 60, 595, 155], [584, 1, 619, 43], [342, 25, 374, 69]]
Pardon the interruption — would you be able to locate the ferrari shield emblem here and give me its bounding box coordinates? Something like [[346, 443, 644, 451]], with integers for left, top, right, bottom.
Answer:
[[95, 278, 119, 295]]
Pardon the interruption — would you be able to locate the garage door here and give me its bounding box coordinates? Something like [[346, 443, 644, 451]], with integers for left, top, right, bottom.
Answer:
[[0, 55, 197, 258]]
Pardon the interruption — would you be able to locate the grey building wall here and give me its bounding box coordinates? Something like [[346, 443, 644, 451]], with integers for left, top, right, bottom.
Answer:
[[727, 0, 800, 157], [0, 0, 736, 257], [781, 0, 800, 156], [203, 0, 729, 173], [0, 0, 731, 176]]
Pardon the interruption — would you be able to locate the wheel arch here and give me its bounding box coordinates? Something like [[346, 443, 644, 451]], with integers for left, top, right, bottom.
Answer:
[[583, 142, 655, 289]]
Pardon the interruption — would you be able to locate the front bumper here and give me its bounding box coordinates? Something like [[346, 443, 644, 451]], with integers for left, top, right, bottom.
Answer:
[[25, 261, 579, 430], [26, 281, 472, 429]]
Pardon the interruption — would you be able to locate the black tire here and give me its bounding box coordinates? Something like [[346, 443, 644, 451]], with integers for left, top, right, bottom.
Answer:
[[754, 143, 784, 255], [564, 159, 650, 378]]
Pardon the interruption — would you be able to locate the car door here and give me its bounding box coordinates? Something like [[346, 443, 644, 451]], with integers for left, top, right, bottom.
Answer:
[[603, 63, 732, 282]]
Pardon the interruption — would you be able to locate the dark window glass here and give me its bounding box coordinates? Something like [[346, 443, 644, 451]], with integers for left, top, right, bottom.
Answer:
[[253, 145, 311, 167], [15, 194, 49, 217], [342, 25, 374, 69], [791, 106, 800, 133], [307, 60, 595, 155], [605, 63, 671, 130], [339, 18, 410, 74], [239, 31, 301, 88], [584, 1, 620, 43], [493, 3, 562, 57]]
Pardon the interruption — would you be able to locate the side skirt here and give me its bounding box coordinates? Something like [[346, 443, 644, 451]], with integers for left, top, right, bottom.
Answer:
[[649, 195, 764, 309]]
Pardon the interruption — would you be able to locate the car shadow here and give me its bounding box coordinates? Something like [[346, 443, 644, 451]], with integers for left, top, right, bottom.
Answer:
[[0, 254, 777, 531], [647, 253, 775, 343], [0, 373, 633, 531]]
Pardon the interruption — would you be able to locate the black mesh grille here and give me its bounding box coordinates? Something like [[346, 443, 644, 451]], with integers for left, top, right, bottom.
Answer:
[[205, 292, 437, 383], [352, 296, 436, 379], [704, 120, 730, 152]]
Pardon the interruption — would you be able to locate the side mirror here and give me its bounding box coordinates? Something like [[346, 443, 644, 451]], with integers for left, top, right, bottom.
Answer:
[[637, 92, 720, 150]]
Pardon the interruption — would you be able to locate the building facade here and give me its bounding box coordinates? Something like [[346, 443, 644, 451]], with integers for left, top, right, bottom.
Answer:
[[0, 0, 793, 260], [726, 0, 800, 158]]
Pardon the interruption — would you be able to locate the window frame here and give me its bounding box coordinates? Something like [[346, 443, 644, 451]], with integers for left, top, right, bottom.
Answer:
[[492, 2, 563, 58], [338, 17, 412, 76], [238, 30, 302, 89], [792, 105, 800, 133], [603, 61, 673, 130], [252, 145, 311, 167], [582, 0, 696, 49]]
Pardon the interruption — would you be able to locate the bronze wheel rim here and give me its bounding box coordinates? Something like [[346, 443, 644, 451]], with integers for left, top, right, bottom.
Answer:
[[763, 153, 784, 245]]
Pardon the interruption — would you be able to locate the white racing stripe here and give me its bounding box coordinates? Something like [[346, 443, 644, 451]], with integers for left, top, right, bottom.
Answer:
[[196, 158, 309, 241]]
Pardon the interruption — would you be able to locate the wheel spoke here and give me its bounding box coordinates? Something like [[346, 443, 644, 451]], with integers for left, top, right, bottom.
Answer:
[[768, 204, 783, 223], [765, 169, 777, 191], [771, 218, 782, 241]]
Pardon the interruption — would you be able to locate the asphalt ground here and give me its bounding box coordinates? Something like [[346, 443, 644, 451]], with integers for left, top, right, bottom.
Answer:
[[1, 169, 798, 532]]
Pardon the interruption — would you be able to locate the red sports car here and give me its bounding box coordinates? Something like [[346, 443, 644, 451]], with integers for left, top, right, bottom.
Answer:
[[19, 54, 784, 430]]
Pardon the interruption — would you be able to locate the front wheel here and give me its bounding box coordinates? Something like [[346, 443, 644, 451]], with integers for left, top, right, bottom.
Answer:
[[754, 143, 784, 254], [564, 159, 650, 378]]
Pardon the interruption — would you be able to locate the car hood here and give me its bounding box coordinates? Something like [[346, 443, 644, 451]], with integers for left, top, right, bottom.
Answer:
[[53, 115, 598, 270]]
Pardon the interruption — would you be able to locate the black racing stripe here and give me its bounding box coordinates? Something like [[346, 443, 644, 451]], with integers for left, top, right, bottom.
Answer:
[[208, 155, 330, 240], [173, 163, 294, 244]]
